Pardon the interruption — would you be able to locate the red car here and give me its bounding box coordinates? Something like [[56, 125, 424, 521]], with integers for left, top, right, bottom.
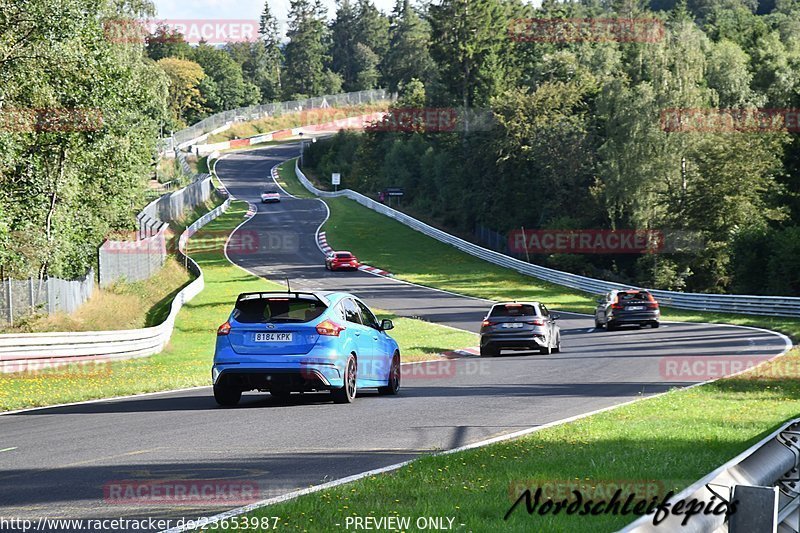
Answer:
[[325, 251, 360, 271]]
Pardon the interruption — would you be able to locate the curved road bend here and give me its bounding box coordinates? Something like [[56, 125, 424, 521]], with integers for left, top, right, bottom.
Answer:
[[0, 142, 789, 530]]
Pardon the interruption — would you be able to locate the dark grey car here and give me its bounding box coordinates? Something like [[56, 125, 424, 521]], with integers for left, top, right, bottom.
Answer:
[[479, 302, 561, 357], [594, 289, 660, 330]]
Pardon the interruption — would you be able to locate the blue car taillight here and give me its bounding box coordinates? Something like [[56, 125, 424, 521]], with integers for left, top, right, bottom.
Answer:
[[316, 319, 346, 336]]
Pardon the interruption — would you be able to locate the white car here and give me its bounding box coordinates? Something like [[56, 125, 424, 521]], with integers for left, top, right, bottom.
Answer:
[[261, 189, 281, 203]]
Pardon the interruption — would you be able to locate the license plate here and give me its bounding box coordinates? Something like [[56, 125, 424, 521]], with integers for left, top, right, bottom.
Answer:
[[502, 323, 524, 329], [628, 306, 644, 311], [254, 332, 293, 342]]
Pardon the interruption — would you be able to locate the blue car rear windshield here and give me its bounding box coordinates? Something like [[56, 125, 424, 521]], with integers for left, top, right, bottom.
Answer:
[[234, 297, 327, 323]]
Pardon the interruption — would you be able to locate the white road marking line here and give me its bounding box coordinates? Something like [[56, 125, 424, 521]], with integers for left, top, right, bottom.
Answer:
[[0, 447, 17, 453]]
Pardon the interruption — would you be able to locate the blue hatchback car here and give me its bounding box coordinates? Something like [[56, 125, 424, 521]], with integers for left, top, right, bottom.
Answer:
[[212, 291, 400, 406]]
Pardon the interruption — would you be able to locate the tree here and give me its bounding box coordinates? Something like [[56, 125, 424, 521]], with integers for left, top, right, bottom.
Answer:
[[353, 42, 380, 89], [157, 57, 205, 128], [0, 0, 168, 279], [225, 42, 281, 103], [382, 0, 436, 91], [489, 83, 596, 231], [428, 0, 510, 109], [258, 0, 283, 100], [283, 0, 331, 98], [706, 40, 761, 107], [192, 44, 260, 112], [330, 0, 360, 90], [395, 78, 426, 108], [355, 0, 390, 61], [330, 0, 388, 91], [145, 24, 192, 60]]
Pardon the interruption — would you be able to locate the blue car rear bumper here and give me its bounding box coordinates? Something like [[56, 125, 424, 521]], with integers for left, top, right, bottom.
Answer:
[[213, 336, 346, 391], [213, 360, 343, 390]]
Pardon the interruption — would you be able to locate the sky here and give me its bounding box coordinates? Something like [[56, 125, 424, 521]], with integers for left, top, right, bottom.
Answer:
[[152, 0, 398, 34]]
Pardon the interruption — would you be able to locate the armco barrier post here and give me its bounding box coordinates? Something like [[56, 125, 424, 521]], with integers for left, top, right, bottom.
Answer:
[[6, 277, 12, 323]]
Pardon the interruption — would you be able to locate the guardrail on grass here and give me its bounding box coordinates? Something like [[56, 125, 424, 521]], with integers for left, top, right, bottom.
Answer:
[[161, 89, 393, 152], [294, 161, 800, 317], [0, 199, 231, 374], [622, 417, 800, 532]]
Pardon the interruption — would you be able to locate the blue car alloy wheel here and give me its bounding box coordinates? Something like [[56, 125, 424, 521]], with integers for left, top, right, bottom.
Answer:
[[212, 291, 399, 406]]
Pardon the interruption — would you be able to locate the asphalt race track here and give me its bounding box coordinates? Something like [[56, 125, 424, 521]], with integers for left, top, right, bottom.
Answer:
[[0, 142, 789, 530]]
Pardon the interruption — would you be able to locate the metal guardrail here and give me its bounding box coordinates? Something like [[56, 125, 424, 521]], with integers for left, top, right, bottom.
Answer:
[[0, 199, 231, 373], [161, 89, 393, 152], [294, 161, 800, 317], [622, 417, 800, 532]]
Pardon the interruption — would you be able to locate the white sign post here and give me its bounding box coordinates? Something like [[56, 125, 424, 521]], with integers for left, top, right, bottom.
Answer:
[[332, 173, 341, 192]]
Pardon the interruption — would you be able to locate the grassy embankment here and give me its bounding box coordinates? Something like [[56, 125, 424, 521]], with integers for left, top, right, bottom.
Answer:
[[215, 159, 800, 533]]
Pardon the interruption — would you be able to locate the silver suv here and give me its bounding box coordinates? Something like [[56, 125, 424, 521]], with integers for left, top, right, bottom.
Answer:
[[479, 302, 561, 357]]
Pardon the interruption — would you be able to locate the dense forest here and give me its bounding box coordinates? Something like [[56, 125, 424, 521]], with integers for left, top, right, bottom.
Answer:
[[2, 0, 799, 297], [0, 0, 170, 280], [302, 0, 800, 296], [0, 0, 394, 280]]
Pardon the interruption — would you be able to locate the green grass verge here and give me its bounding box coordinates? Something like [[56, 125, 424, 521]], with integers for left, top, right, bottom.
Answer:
[[277, 161, 800, 340], [232, 347, 799, 532], [320, 195, 800, 338], [276, 160, 315, 198], [0, 201, 475, 411]]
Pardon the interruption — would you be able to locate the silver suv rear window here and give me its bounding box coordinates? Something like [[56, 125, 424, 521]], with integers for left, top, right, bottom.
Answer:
[[489, 304, 538, 317]]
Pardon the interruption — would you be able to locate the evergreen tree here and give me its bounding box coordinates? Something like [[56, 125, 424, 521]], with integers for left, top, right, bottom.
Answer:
[[283, 0, 331, 98], [428, 0, 510, 108], [355, 0, 390, 60], [383, 0, 435, 92], [330, 0, 360, 90], [258, 0, 283, 100]]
